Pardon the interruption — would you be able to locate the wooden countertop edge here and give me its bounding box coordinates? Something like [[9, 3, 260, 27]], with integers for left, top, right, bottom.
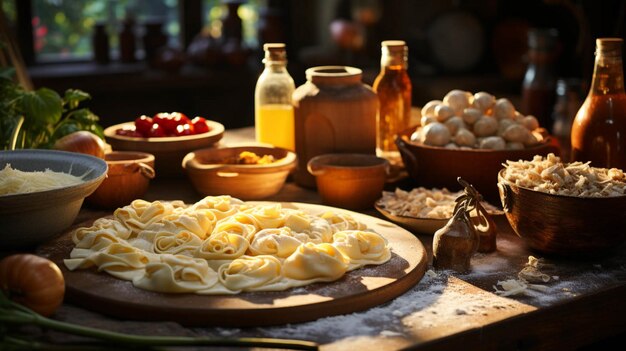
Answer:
[[403, 283, 626, 351]]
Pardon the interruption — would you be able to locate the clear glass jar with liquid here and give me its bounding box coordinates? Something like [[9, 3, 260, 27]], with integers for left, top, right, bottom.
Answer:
[[254, 43, 296, 150]]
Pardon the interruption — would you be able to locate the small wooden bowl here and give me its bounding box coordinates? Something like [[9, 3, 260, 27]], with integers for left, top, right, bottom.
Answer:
[[182, 146, 296, 200], [86, 151, 155, 209], [308, 154, 389, 210], [498, 170, 626, 256], [104, 120, 224, 178], [396, 126, 560, 203]]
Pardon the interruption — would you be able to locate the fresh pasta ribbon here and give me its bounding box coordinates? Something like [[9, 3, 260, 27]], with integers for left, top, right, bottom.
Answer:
[[218, 255, 282, 292], [321, 211, 368, 233], [283, 242, 348, 281], [191, 195, 243, 220], [64, 242, 153, 280], [133, 254, 218, 293], [248, 227, 309, 258], [195, 232, 249, 260], [114, 200, 176, 234], [332, 230, 391, 265]]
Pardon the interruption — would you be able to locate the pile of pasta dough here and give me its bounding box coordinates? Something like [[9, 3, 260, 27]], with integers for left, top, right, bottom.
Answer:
[[64, 196, 391, 294]]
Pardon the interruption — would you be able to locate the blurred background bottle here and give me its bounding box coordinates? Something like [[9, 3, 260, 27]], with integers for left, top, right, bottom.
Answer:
[[571, 38, 626, 169], [255, 43, 296, 150], [373, 40, 411, 164], [521, 28, 559, 132], [551, 78, 583, 162]]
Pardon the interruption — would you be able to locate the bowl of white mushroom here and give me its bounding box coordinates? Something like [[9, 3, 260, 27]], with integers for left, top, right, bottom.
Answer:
[[396, 90, 560, 202]]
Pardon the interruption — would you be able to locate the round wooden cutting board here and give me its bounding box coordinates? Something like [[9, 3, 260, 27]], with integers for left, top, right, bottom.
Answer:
[[38, 202, 428, 327]]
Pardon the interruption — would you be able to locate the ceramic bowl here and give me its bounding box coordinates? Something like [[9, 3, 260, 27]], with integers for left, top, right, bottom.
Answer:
[[104, 120, 224, 178], [182, 146, 297, 200], [0, 149, 107, 248], [308, 153, 389, 210], [498, 170, 626, 256], [396, 126, 560, 203], [86, 151, 155, 209]]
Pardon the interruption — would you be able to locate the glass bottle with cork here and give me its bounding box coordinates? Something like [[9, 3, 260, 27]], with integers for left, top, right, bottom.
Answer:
[[373, 40, 412, 164], [255, 43, 296, 150], [571, 38, 626, 169]]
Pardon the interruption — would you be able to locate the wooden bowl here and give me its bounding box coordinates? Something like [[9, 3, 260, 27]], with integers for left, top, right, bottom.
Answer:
[[396, 126, 560, 203], [104, 120, 224, 178], [182, 146, 296, 200], [308, 154, 389, 210], [0, 150, 107, 248], [498, 170, 626, 256], [86, 151, 155, 209]]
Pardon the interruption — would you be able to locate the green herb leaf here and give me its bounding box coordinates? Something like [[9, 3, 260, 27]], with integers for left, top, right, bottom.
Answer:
[[21, 88, 63, 126], [64, 89, 91, 110]]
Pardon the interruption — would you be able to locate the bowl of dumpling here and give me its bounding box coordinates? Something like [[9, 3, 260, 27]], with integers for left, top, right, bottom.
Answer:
[[0, 149, 108, 248], [396, 90, 559, 203]]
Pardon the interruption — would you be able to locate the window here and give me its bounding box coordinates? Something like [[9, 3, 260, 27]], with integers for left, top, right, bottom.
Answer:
[[31, 0, 179, 61], [4, 0, 263, 65]]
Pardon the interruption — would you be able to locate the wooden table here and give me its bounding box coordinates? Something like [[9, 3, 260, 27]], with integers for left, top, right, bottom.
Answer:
[[10, 128, 626, 350]]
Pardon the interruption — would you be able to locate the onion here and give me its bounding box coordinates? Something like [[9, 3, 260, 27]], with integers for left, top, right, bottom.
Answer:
[[53, 131, 108, 158]]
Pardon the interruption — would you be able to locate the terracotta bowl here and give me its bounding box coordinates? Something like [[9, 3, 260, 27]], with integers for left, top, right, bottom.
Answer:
[[0, 150, 107, 248], [396, 126, 560, 203], [104, 120, 224, 178], [308, 153, 389, 210], [182, 146, 297, 200], [498, 170, 626, 256], [86, 151, 155, 209]]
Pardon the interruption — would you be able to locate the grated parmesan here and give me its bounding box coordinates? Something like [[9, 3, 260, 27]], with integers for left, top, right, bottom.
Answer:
[[0, 164, 84, 196]]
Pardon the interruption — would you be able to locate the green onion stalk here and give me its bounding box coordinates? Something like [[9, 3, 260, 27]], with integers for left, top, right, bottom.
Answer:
[[0, 290, 318, 350]]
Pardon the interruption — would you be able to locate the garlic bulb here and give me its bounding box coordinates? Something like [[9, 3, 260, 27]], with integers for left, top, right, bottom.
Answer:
[[420, 122, 451, 146]]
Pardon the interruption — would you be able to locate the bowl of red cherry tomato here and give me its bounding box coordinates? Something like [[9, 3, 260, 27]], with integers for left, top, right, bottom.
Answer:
[[104, 112, 224, 177]]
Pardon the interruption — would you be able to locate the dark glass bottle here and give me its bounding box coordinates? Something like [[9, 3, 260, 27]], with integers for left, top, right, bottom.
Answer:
[[119, 17, 137, 63], [571, 38, 626, 169], [93, 23, 110, 64], [551, 78, 583, 162], [521, 28, 558, 132]]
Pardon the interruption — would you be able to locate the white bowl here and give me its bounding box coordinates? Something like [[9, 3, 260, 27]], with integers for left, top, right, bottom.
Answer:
[[0, 149, 107, 248]]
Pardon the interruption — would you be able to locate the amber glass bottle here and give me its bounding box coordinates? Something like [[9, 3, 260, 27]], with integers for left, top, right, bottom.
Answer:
[[373, 40, 412, 163], [571, 38, 626, 169]]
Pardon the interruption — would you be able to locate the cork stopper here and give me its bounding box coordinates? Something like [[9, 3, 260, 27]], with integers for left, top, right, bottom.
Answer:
[[596, 38, 623, 57], [263, 43, 287, 62], [381, 40, 407, 53]]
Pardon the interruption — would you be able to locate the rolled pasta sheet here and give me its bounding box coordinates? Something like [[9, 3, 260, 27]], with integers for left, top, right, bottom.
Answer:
[[133, 254, 218, 293], [305, 217, 333, 243], [161, 209, 217, 240], [72, 217, 132, 244], [321, 211, 367, 234], [332, 230, 391, 266], [74, 228, 123, 252], [114, 200, 176, 235], [284, 211, 313, 232], [242, 204, 288, 229], [64, 242, 153, 280], [283, 242, 348, 281], [218, 255, 283, 292], [195, 231, 249, 260], [190, 195, 243, 220], [153, 230, 203, 255], [248, 227, 309, 258], [212, 220, 258, 241]]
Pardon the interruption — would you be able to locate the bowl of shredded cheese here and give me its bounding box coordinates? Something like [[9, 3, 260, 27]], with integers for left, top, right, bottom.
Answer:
[[0, 149, 107, 248], [498, 153, 626, 256]]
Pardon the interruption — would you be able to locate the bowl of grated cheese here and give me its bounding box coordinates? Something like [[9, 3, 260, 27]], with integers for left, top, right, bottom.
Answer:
[[0, 149, 107, 248]]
